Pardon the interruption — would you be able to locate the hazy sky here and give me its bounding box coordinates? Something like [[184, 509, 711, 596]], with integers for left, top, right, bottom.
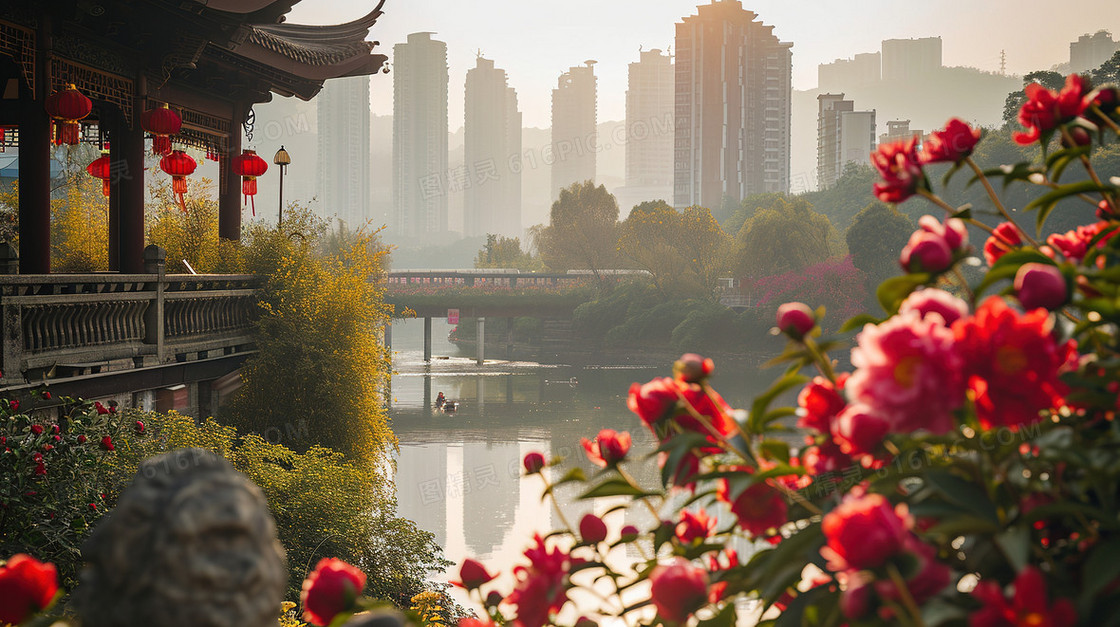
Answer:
[[287, 1, 1120, 128]]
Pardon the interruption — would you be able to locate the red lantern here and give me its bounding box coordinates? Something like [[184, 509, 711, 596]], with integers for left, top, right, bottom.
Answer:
[[140, 104, 182, 156], [159, 150, 197, 211], [45, 84, 92, 145], [86, 150, 112, 196], [230, 149, 268, 215]]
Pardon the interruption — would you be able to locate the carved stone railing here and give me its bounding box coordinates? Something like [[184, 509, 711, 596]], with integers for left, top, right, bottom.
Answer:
[[0, 257, 260, 383]]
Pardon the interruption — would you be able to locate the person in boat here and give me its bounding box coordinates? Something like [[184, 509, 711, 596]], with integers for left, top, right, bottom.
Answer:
[[435, 392, 446, 408]]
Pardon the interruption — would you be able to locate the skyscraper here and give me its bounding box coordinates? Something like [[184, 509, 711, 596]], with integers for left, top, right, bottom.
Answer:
[[621, 48, 674, 210], [817, 94, 876, 190], [881, 37, 942, 82], [464, 56, 522, 238], [1070, 31, 1119, 74], [673, 1, 792, 209], [393, 32, 449, 241], [316, 76, 371, 228], [550, 62, 597, 200]]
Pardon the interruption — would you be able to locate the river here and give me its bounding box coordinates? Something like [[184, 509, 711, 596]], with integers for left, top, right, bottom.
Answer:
[[389, 317, 780, 615]]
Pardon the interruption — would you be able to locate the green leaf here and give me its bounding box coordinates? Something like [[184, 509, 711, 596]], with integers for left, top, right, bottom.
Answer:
[[749, 371, 809, 434], [839, 313, 880, 333], [760, 439, 792, 464], [975, 249, 1056, 296], [877, 273, 932, 315], [697, 602, 737, 627], [1045, 144, 1091, 182], [1025, 180, 1115, 233], [1083, 539, 1120, 601], [924, 470, 999, 525], [579, 477, 657, 500], [995, 526, 1030, 572]]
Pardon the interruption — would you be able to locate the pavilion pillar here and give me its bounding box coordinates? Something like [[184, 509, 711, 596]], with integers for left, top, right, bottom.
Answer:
[[18, 97, 50, 274], [116, 107, 146, 274], [219, 104, 244, 242]]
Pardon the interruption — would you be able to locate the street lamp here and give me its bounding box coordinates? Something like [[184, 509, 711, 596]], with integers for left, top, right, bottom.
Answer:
[[273, 145, 291, 226]]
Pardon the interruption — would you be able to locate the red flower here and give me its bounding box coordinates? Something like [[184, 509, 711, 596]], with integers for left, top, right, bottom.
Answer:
[[30, 425, 42, 435], [523, 452, 546, 474], [507, 534, 578, 627], [821, 494, 911, 571], [459, 618, 499, 627], [77, 435, 87, 444], [99, 436, 114, 452], [984, 222, 1024, 266], [717, 476, 787, 539], [921, 118, 982, 164], [832, 403, 890, 456], [88, 503, 97, 511], [776, 302, 817, 339], [94, 401, 109, 414], [451, 558, 496, 590], [797, 375, 846, 433], [33, 463, 46, 476], [675, 509, 714, 545], [1046, 221, 1117, 265], [50, 425, 59, 434], [620, 525, 639, 540], [0, 554, 59, 625], [1014, 74, 1089, 145], [579, 514, 607, 544], [970, 567, 1077, 627], [954, 297, 1077, 430], [134, 420, 145, 434], [8, 399, 19, 412], [629, 377, 735, 451], [580, 429, 631, 468], [802, 440, 852, 476], [628, 377, 680, 426], [871, 137, 926, 203], [300, 558, 367, 626], [649, 557, 710, 623]]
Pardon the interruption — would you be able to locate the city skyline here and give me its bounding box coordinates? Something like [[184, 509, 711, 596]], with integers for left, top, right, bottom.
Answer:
[[286, 0, 1120, 128]]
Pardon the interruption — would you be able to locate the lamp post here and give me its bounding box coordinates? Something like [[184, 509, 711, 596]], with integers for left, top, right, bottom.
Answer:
[[273, 145, 291, 226]]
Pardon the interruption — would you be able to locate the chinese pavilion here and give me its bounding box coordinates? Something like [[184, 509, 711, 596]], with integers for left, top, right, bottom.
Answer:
[[0, 0, 388, 273]]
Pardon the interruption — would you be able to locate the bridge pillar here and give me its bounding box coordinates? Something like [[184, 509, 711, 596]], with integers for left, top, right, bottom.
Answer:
[[383, 321, 392, 350], [477, 317, 486, 366], [423, 316, 432, 362], [506, 317, 514, 359]]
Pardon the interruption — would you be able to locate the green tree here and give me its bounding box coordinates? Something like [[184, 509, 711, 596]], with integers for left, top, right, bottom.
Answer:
[[731, 196, 838, 278], [800, 164, 879, 233], [846, 203, 914, 291], [537, 181, 620, 287], [226, 207, 395, 466], [724, 192, 786, 236], [474, 233, 542, 270], [617, 202, 730, 299], [1091, 49, 1120, 86]]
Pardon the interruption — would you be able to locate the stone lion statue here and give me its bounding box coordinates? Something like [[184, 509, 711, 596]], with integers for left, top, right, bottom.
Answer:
[[74, 448, 287, 627]]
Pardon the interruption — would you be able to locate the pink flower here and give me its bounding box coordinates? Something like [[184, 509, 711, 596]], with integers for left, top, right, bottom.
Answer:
[[628, 377, 736, 451], [846, 311, 965, 435], [832, 403, 890, 456], [776, 302, 816, 339], [900, 216, 967, 274], [580, 429, 631, 468], [802, 440, 852, 476], [899, 289, 969, 326], [451, 558, 496, 590], [579, 514, 607, 544], [300, 558, 367, 626], [1014, 264, 1068, 311], [921, 118, 982, 164], [871, 138, 926, 203], [620, 525, 639, 541], [1046, 221, 1117, 265], [821, 494, 911, 571], [919, 215, 969, 251], [649, 558, 710, 623], [673, 353, 714, 383], [1014, 74, 1089, 145]]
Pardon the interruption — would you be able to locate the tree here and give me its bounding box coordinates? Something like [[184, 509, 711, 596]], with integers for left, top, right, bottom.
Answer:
[[617, 202, 730, 299], [537, 181, 620, 287], [845, 202, 914, 290], [474, 234, 542, 270], [731, 196, 838, 278], [147, 178, 242, 274], [51, 173, 109, 272], [800, 164, 879, 233], [1091, 49, 1120, 87]]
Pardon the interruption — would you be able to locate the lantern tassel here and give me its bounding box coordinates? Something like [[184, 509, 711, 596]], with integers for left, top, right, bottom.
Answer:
[[152, 135, 171, 156]]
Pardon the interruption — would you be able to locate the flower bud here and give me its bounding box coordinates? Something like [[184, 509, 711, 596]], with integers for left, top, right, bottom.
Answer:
[[452, 558, 496, 590], [900, 231, 953, 273], [484, 590, 504, 607], [833, 403, 890, 456], [898, 289, 969, 326], [1014, 263, 1068, 311], [620, 525, 639, 541], [674, 353, 714, 383], [776, 302, 816, 339], [649, 557, 710, 623], [1098, 199, 1117, 221], [523, 451, 545, 474], [579, 513, 608, 544]]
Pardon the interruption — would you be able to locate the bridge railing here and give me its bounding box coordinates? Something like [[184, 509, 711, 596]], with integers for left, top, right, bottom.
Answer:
[[0, 267, 260, 383]]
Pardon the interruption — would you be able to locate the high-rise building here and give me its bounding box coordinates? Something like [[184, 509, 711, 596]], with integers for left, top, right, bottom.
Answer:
[[881, 37, 942, 82], [818, 52, 881, 92], [621, 48, 674, 210], [464, 56, 522, 238], [393, 32, 449, 241], [1070, 31, 1119, 74], [316, 76, 371, 228], [817, 94, 875, 190], [674, 1, 792, 209], [550, 61, 597, 200]]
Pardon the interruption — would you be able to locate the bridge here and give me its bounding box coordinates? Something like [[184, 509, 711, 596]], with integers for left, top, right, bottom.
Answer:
[[383, 270, 606, 364]]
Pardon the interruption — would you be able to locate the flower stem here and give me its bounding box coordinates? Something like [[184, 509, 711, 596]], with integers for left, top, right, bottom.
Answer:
[[917, 189, 962, 216], [964, 157, 1040, 247], [536, 472, 575, 533], [617, 464, 663, 521], [887, 563, 928, 627], [1090, 105, 1120, 135]]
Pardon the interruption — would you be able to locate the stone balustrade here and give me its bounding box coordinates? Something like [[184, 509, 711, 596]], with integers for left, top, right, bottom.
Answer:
[[0, 253, 259, 383]]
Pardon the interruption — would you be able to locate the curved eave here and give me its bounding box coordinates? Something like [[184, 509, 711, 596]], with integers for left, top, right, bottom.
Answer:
[[252, 2, 385, 43], [195, 0, 290, 15], [234, 41, 387, 82]]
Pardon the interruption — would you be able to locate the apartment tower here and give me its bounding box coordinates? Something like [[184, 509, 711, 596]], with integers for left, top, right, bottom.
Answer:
[[550, 61, 597, 200], [464, 56, 523, 238]]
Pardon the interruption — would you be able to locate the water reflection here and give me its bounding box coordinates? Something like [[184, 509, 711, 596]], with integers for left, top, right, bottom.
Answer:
[[388, 317, 773, 610]]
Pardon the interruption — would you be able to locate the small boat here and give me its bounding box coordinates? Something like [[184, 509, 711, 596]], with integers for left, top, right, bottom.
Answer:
[[442, 401, 458, 413]]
